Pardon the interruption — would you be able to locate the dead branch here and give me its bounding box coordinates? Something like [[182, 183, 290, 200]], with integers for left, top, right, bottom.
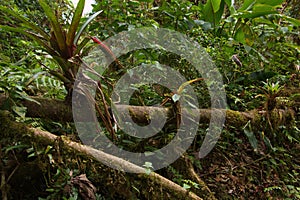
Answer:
[[0, 110, 206, 200], [0, 94, 295, 129]]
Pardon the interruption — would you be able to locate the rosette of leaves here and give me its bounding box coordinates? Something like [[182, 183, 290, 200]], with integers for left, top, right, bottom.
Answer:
[[0, 0, 102, 101]]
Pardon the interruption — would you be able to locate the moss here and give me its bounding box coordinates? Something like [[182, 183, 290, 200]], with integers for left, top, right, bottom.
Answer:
[[0, 110, 26, 140], [250, 110, 262, 128], [225, 110, 250, 128], [0, 110, 52, 146]]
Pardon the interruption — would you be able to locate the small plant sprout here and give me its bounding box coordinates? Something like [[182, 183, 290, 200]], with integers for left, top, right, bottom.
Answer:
[[143, 162, 154, 175], [256, 80, 284, 111], [183, 180, 200, 190]]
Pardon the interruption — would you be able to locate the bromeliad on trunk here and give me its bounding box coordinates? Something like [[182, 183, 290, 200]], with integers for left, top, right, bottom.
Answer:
[[0, 0, 102, 102]]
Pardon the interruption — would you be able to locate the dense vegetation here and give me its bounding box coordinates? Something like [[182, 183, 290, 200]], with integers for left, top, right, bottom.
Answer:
[[0, 0, 299, 199]]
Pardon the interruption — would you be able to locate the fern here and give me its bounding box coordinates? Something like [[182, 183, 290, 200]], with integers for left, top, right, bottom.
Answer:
[[264, 186, 282, 192]]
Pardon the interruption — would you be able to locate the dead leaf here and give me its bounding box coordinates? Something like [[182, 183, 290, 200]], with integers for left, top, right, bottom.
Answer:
[[71, 174, 97, 200]]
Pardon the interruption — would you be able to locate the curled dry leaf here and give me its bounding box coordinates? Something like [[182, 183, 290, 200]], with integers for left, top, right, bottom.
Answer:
[[71, 174, 97, 200]]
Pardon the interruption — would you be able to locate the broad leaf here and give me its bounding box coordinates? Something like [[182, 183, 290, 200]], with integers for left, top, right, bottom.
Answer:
[[238, 0, 256, 11], [234, 10, 277, 19], [253, 4, 276, 12], [210, 0, 222, 13], [66, 0, 85, 47], [74, 10, 103, 45], [244, 128, 258, 150], [242, 24, 255, 46], [234, 26, 246, 44], [38, 0, 67, 55], [257, 0, 284, 6], [203, 0, 225, 27]]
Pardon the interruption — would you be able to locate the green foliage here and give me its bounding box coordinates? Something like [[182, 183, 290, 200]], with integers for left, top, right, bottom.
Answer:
[[1, 0, 300, 199], [243, 121, 258, 151], [0, 50, 66, 113], [0, 0, 102, 99], [261, 81, 283, 97], [202, 0, 225, 28], [182, 179, 200, 190], [41, 168, 79, 200]]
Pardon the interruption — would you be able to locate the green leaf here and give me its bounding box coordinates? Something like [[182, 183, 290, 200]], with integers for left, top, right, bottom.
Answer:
[[183, 183, 191, 190], [38, 0, 67, 55], [143, 162, 153, 175], [234, 10, 277, 19], [20, 95, 41, 105], [224, 0, 235, 14], [224, 0, 232, 7], [51, 56, 72, 77], [246, 45, 269, 63], [0, 25, 58, 56], [74, 37, 91, 55], [12, 106, 27, 118], [284, 43, 300, 53], [210, 0, 222, 13], [0, 6, 50, 40], [74, 10, 103, 45], [257, 0, 284, 6], [239, 0, 256, 11], [44, 145, 53, 154], [66, 0, 85, 47], [203, 0, 225, 27], [24, 71, 47, 87], [263, 136, 276, 151], [244, 128, 258, 150], [253, 17, 277, 26], [145, 168, 151, 175], [236, 0, 281, 18], [242, 24, 255, 46], [234, 26, 246, 44], [243, 121, 258, 150], [278, 14, 300, 26], [4, 144, 28, 153], [253, 4, 275, 12]]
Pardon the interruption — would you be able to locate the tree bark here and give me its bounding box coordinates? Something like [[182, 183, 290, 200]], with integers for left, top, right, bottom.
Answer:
[[0, 93, 297, 199], [0, 110, 210, 200], [0, 94, 295, 129]]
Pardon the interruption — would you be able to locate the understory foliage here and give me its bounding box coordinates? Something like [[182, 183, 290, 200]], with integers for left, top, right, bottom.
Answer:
[[0, 0, 299, 199]]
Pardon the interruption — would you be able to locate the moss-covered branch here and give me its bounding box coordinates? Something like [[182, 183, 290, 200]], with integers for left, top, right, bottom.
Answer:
[[0, 95, 295, 129], [0, 110, 209, 199]]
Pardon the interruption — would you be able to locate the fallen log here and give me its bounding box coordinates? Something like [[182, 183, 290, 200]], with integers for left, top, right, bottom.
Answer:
[[0, 95, 295, 129], [0, 110, 212, 199]]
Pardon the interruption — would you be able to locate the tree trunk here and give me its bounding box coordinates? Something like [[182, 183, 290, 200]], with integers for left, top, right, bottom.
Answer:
[[0, 94, 295, 130]]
